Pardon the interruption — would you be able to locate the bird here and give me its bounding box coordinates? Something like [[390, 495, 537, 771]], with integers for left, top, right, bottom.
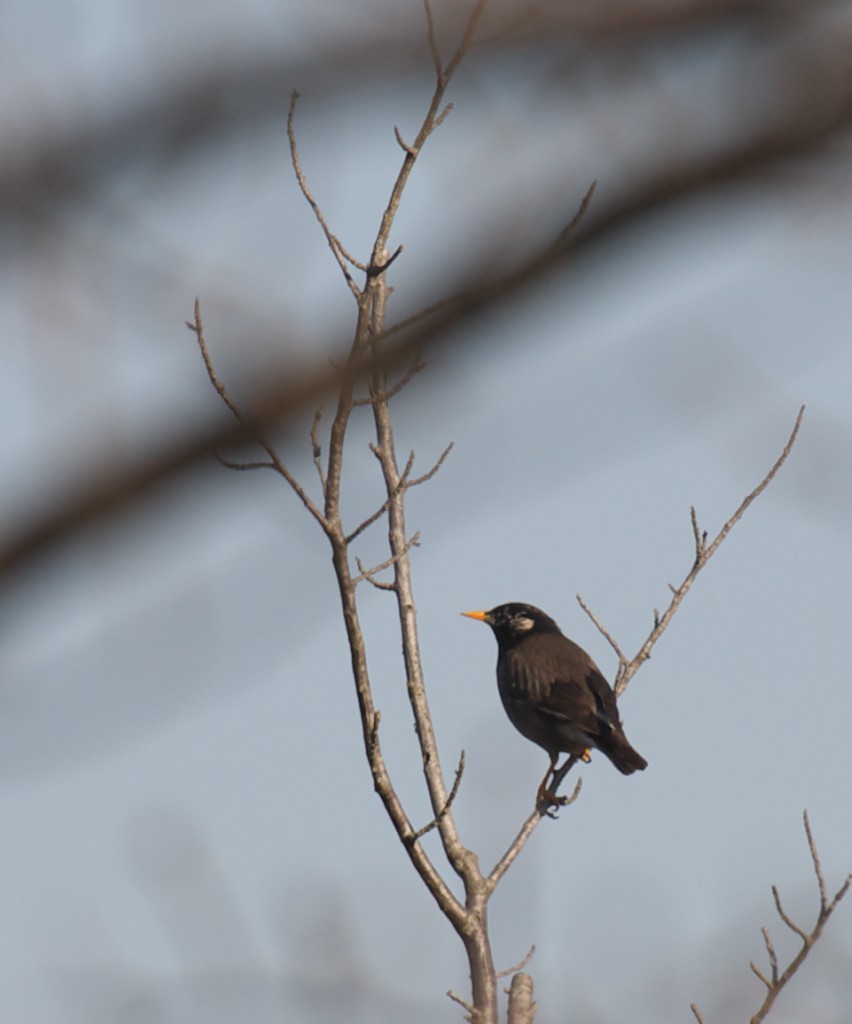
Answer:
[[462, 602, 647, 809]]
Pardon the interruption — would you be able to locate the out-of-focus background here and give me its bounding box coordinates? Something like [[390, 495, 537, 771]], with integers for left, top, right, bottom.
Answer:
[[2, 1, 852, 1021]]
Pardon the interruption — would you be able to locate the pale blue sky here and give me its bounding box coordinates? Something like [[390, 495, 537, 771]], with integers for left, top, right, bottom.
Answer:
[[2, 3, 852, 1022]]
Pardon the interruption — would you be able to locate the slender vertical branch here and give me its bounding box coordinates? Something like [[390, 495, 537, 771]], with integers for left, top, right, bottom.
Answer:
[[367, 267, 469, 874], [369, 0, 488, 271], [286, 6, 498, 1021]]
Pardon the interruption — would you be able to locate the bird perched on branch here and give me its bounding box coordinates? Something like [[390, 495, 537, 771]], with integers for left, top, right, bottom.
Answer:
[[462, 602, 646, 810]]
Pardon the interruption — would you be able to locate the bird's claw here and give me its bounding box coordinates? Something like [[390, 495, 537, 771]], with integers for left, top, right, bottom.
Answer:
[[536, 786, 571, 818]]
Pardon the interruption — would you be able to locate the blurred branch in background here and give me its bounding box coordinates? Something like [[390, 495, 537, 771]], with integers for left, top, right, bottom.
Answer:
[[2, 0, 852, 573], [1, 1, 850, 218]]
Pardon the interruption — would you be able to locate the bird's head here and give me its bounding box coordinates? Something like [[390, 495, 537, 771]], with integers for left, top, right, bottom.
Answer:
[[461, 602, 560, 643]]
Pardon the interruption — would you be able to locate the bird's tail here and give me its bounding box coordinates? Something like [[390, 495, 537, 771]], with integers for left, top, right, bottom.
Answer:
[[605, 738, 648, 775]]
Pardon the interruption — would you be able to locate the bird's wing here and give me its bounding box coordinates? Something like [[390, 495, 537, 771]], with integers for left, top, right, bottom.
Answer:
[[542, 667, 620, 736], [504, 640, 622, 737]]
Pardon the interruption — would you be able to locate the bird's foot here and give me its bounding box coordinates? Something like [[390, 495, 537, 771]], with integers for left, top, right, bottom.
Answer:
[[536, 784, 573, 819]]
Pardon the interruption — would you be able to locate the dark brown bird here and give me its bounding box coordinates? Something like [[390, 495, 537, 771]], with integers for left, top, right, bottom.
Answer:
[[462, 602, 646, 807]]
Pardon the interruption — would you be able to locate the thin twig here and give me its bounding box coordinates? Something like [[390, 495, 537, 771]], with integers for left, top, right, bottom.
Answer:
[[447, 989, 477, 1022], [443, 0, 488, 80], [742, 811, 852, 1024], [394, 125, 417, 156], [344, 441, 451, 546], [287, 92, 364, 298], [496, 944, 536, 980], [423, 0, 443, 79], [703, 405, 804, 564], [762, 926, 778, 983], [408, 441, 454, 487], [354, 556, 395, 591], [750, 960, 772, 990], [690, 504, 707, 561], [411, 750, 466, 842], [352, 357, 426, 406], [486, 811, 541, 893], [189, 298, 243, 420], [690, 1003, 707, 1024], [215, 455, 276, 472], [369, 244, 404, 277], [771, 885, 809, 943], [611, 406, 805, 698], [189, 298, 329, 529], [803, 808, 829, 910], [576, 593, 627, 668], [352, 531, 421, 586], [434, 102, 454, 128], [345, 450, 416, 544]]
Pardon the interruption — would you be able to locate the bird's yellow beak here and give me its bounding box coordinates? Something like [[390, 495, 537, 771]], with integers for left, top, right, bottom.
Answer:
[[461, 610, 489, 622]]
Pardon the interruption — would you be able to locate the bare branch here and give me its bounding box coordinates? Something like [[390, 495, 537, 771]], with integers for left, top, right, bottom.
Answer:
[[497, 944, 536, 980], [394, 124, 417, 156], [0, 176, 602, 580], [771, 885, 809, 943], [487, 810, 542, 893], [189, 298, 329, 530], [423, 0, 443, 80], [803, 808, 829, 911], [354, 564, 395, 591], [576, 593, 627, 668], [215, 455, 276, 472], [345, 450, 416, 544], [287, 91, 364, 299], [486, 778, 582, 892], [352, 357, 426, 406], [369, 244, 404, 277], [761, 926, 779, 983], [690, 1003, 707, 1024], [613, 406, 805, 697], [703, 406, 804, 564], [728, 810, 852, 1024], [189, 297, 243, 420], [690, 504, 707, 560], [352, 531, 421, 587], [327, 547, 467, 930], [434, 101, 454, 128], [447, 989, 477, 1022], [410, 750, 466, 842], [408, 441, 454, 488], [369, 0, 489, 273], [341, 438, 449, 548], [750, 960, 771, 990], [443, 0, 488, 81]]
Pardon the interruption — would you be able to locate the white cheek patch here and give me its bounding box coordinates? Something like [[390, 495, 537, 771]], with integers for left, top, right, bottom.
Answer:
[[513, 616, 535, 632]]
